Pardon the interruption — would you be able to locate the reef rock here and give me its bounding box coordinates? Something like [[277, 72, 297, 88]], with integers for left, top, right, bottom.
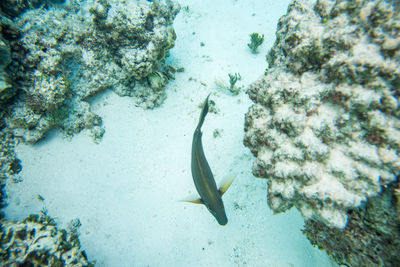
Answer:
[[0, 131, 94, 265], [5, 0, 179, 143], [0, 14, 20, 108], [244, 0, 399, 265], [0, 214, 94, 266], [0, 132, 20, 215]]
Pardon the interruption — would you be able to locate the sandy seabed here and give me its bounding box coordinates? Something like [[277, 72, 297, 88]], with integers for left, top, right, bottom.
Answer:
[[4, 0, 337, 266]]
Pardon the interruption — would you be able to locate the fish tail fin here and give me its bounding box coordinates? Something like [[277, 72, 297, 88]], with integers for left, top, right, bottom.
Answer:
[[196, 94, 211, 130]]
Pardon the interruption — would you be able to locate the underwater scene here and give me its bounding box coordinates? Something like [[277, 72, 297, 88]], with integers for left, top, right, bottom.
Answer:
[[0, 0, 399, 266]]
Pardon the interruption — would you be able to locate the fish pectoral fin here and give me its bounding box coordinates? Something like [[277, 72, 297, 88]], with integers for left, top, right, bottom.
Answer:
[[185, 198, 204, 204], [181, 197, 204, 204], [218, 177, 235, 196]]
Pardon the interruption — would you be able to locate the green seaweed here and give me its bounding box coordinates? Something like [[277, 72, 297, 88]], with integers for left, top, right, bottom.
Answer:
[[215, 72, 242, 95], [248, 32, 264, 53], [228, 73, 241, 94]]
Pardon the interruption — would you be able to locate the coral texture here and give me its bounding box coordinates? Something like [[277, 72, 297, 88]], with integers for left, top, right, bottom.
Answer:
[[303, 180, 400, 266], [0, 214, 94, 266], [0, 0, 34, 18], [0, 132, 20, 215], [0, 0, 67, 19], [5, 0, 179, 143], [0, 37, 13, 107], [244, 0, 399, 265], [0, 14, 20, 109], [0, 132, 93, 265]]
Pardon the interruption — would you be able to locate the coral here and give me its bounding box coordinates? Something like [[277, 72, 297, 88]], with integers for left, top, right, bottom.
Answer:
[[0, 15, 20, 108], [5, 0, 180, 143], [0, 132, 20, 180], [215, 72, 242, 95], [0, 0, 66, 18], [244, 0, 399, 265], [303, 180, 400, 266], [0, 132, 20, 217], [0, 38, 11, 69], [228, 73, 241, 95], [0, 213, 94, 266], [0, 131, 93, 265], [0, 72, 14, 108], [247, 32, 264, 54], [0, 0, 33, 18]]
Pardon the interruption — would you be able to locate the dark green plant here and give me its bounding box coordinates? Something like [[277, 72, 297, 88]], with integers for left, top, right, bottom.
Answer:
[[215, 72, 242, 95], [228, 72, 241, 95], [213, 129, 222, 138], [248, 32, 264, 53]]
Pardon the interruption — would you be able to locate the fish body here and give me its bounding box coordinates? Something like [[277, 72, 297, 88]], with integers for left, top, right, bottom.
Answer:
[[190, 94, 230, 225]]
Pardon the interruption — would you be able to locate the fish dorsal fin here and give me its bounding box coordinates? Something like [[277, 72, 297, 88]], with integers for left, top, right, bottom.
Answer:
[[218, 177, 234, 196], [181, 198, 204, 204]]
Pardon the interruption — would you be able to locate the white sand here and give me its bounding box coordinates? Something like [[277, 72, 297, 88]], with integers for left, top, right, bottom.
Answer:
[[4, 0, 336, 266]]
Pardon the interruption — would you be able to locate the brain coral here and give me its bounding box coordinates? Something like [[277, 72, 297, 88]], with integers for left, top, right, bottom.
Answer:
[[244, 0, 399, 265]]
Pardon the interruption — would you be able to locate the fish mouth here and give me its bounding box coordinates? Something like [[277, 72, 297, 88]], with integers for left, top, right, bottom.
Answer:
[[217, 216, 228, 225], [209, 208, 228, 225]]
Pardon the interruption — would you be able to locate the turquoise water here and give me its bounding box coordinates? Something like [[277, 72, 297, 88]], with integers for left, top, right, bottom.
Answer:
[[3, 0, 397, 266], [2, 0, 335, 266]]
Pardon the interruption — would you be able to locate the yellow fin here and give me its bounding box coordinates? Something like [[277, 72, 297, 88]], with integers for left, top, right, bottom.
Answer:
[[218, 177, 235, 196], [180, 198, 204, 204]]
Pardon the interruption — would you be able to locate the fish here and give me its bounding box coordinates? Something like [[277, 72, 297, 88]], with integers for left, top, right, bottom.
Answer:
[[187, 94, 234, 225]]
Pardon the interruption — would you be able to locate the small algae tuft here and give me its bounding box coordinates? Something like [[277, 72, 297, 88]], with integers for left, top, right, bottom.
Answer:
[[215, 72, 242, 95], [248, 32, 264, 53], [213, 128, 223, 138], [228, 73, 241, 94]]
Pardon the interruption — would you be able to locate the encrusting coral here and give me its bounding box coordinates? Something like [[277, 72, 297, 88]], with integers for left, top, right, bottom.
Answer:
[[0, 132, 20, 214], [0, 0, 181, 264], [0, 131, 94, 265], [0, 13, 20, 110], [0, 213, 94, 266], [4, 0, 180, 143], [244, 0, 399, 265]]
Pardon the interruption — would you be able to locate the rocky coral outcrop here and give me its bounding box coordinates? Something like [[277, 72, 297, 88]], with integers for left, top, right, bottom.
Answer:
[[5, 0, 179, 143], [303, 180, 400, 266], [0, 131, 93, 265], [244, 0, 399, 265], [0, 213, 94, 266], [0, 0, 180, 264], [0, 38, 13, 108], [0, 14, 20, 110], [0, 132, 20, 215]]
